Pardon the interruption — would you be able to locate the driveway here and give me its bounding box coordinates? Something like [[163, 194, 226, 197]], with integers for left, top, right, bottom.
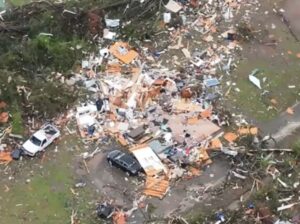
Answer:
[[87, 148, 230, 222]]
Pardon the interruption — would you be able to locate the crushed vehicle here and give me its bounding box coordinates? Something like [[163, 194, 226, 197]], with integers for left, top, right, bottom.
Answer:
[[107, 150, 142, 176], [21, 124, 60, 156]]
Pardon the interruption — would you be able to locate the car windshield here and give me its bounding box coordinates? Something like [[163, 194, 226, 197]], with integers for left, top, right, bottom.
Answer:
[[126, 161, 135, 167], [30, 136, 42, 146], [121, 155, 135, 167]]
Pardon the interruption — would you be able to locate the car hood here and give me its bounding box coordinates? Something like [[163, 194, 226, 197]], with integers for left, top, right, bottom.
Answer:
[[22, 140, 40, 154]]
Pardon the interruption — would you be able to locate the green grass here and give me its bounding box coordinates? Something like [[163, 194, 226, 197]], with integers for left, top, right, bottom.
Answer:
[[227, 10, 300, 121], [257, 156, 271, 169], [228, 56, 300, 121], [253, 187, 280, 212], [8, 0, 31, 6], [292, 140, 300, 158], [0, 136, 99, 224], [188, 212, 207, 224], [11, 107, 24, 135], [0, 152, 72, 223]]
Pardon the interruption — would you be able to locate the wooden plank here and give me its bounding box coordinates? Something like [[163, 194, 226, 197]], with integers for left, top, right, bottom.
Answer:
[[144, 190, 166, 196], [145, 182, 169, 189], [128, 143, 148, 152], [144, 190, 165, 195], [143, 190, 168, 199]]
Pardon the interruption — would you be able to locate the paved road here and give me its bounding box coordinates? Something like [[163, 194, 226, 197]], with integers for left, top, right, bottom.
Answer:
[[259, 103, 300, 143]]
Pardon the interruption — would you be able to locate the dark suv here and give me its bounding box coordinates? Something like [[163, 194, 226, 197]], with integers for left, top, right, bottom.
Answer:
[[107, 150, 142, 176]]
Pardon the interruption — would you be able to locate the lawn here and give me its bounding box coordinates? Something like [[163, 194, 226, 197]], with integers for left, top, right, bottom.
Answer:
[[0, 136, 99, 224], [226, 3, 300, 121]]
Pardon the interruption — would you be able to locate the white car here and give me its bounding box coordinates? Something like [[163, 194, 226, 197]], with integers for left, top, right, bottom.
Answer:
[[22, 124, 60, 156]]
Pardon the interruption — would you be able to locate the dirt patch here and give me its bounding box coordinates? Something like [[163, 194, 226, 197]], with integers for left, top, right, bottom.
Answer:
[[283, 0, 300, 38], [87, 150, 231, 222]]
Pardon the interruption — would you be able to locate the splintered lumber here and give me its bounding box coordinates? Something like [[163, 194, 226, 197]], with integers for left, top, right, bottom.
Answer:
[[199, 148, 212, 165], [224, 132, 238, 143], [0, 152, 13, 165], [238, 126, 258, 135], [143, 177, 169, 199], [113, 211, 127, 224]]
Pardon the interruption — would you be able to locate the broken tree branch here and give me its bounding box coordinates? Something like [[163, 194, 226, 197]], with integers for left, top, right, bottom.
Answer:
[[260, 148, 293, 152], [83, 159, 90, 174], [277, 202, 300, 211], [70, 209, 77, 224]]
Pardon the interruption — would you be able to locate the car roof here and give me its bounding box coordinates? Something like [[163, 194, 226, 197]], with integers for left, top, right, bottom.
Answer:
[[118, 154, 135, 164], [111, 151, 133, 163], [109, 150, 137, 165], [33, 130, 46, 141]]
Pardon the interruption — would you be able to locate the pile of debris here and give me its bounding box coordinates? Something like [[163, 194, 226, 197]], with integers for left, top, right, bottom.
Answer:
[[0, 0, 264, 202], [1, 0, 299, 223], [0, 100, 14, 164], [62, 0, 261, 201]]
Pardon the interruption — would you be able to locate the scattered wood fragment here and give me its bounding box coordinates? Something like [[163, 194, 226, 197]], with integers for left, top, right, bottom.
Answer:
[[224, 132, 238, 143], [144, 176, 169, 199], [231, 170, 247, 179], [260, 148, 293, 152], [4, 185, 9, 192], [277, 202, 300, 211], [70, 209, 78, 224], [286, 107, 294, 115], [277, 178, 289, 188], [82, 147, 101, 159], [70, 188, 78, 196], [83, 159, 90, 174], [8, 133, 23, 139]]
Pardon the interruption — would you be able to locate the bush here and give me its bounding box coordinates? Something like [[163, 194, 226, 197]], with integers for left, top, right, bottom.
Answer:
[[28, 81, 78, 118], [292, 140, 300, 158], [237, 22, 254, 41]]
